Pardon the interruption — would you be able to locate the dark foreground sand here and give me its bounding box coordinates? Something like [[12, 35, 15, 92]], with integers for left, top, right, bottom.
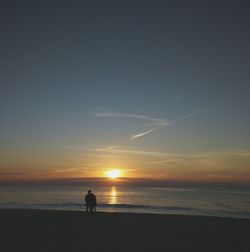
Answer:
[[1, 209, 250, 252]]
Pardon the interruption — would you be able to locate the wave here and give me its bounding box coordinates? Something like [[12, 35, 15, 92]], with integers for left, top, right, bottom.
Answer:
[[0, 202, 193, 212], [33, 202, 193, 212], [1, 202, 249, 219], [150, 187, 197, 192], [98, 203, 193, 212]]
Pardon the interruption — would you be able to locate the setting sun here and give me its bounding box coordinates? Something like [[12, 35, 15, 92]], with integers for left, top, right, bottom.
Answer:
[[106, 170, 121, 179]]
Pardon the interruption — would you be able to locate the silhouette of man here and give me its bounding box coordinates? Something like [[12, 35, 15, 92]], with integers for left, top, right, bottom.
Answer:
[[85, 190, 93, 213], [92, 193, 97, 212], [85, 190, 97, 213]]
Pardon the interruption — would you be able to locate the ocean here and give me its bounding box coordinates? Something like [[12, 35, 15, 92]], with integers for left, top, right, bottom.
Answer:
[[0, 185, 250, 219]]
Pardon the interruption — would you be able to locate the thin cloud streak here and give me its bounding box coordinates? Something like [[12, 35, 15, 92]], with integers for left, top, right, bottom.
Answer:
[[94, 112, 166, 123], [97, 146, 117, 151], [146, 159, 179, 165], [93, 147, 175, 158], [93, 147, 250, 159]]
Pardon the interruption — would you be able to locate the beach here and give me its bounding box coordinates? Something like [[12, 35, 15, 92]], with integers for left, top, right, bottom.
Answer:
[[1, 209, 250, 252]]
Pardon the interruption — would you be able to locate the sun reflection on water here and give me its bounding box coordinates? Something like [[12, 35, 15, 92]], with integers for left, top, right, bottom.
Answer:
[[109, 186, 117, 205]]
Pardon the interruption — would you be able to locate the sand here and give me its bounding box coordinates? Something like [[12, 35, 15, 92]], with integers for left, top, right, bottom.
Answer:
[[0, 209, 250, 252]]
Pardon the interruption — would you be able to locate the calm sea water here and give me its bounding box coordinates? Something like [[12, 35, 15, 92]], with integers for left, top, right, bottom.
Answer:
[[0, 185, 250, 218]]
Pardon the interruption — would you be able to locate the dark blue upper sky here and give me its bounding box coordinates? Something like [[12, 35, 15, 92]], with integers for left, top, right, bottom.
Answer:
[[0, 0, 250, 182]]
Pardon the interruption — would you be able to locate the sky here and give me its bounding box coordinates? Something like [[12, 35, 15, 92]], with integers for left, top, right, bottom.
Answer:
[[0, 0, 250, 185]]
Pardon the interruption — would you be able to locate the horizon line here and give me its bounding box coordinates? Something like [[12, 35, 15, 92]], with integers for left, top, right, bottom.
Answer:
[[0, 177, 249, 188]]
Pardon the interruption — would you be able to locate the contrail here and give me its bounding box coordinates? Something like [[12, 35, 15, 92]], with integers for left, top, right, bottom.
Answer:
[[171, 106, 210, 123], [129, 106, 209, 140], [130, 127, 160, 140]]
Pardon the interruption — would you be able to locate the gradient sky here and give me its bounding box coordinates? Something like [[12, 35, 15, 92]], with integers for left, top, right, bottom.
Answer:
[[0, 0, 250, 184]]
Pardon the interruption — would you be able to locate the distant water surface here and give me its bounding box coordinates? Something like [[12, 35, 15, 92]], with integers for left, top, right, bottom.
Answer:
[[0, 185, 250, 219]]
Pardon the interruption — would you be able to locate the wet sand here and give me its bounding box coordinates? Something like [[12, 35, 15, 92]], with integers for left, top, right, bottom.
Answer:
[[1, 209, 250, 252]]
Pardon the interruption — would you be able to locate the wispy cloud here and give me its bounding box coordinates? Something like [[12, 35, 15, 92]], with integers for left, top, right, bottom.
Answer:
[[94, 111, 166, 124], [93, 147, 174, 158], [97, 146, 117, 151], [54, 144, 85, 150], [146, 159, 178, 165]]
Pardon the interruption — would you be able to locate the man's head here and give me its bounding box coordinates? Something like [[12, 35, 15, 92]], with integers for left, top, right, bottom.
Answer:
[[88, 190, 91, 194]]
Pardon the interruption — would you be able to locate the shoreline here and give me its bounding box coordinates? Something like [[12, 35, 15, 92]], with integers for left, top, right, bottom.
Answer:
[[0, 207, 250, 220], [1, 208, 250, 251], [1, 206, 250, 220]]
